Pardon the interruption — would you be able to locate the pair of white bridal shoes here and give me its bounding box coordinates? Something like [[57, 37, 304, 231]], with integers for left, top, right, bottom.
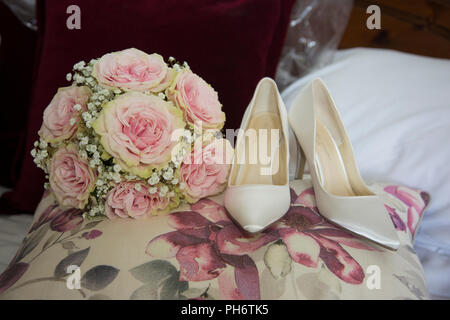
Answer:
[[224, 77, 400, 250]]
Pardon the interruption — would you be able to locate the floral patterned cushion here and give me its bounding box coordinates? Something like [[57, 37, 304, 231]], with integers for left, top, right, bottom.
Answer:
[[0, 179, 430, 300]]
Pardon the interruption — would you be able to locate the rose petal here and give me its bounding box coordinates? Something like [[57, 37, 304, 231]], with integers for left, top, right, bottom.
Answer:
[[93, 49, 168, 92], [385, 185, 425, 215], [385, 186, 426, 235], [167, 70, 225, 129], [311, 227, 380, 251], [216, 224, 278, 255], [294, 188, 316, 208], [49, 144, 97, 209], [146, 230, 206, 258], [176, 243, 226, 281], [279, 228, 320, 268], [310, 233, 365, 284], [167, 211, 212, 230], [39, 86, 91, 143], [217, 255, 260, 300], [190, 199, 230, 223], [282, 206, 323, 228], [289, 188, 297, 204], [179, 227, 211, 240], [407, 207, 420, 235], [384, 205, 407, 232], [93, 92, 185, 178], [421, 191, 430, 207], [179, 139, 231, 201], [217, 266, 243, 300], [234, 255, 260, 300]]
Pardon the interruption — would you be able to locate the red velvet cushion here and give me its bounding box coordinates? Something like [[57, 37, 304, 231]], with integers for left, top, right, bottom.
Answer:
[[0, 2, 37, 189], [1, 0, 295, 214]]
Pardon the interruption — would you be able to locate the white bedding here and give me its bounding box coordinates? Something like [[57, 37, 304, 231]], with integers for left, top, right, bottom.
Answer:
[[0, 187, 32, 274], [282, 48, 450, 299], [0, 215, 32, 273]]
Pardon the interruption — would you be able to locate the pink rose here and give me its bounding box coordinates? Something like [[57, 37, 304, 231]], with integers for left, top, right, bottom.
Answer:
[[167, 70, 225, 129], [49, 144, 97, 209], [39, 86, 91, 143], [105, 181, 170, 219], [180, 138, 233, 202], [92, 92, 185, 178], [93, 48, 174, 92]]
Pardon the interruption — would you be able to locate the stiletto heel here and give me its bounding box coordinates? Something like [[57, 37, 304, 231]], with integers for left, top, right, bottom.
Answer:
[[288, 78, 400, 250], [296, 145, 306, 180], [224, 77, 290, 233]]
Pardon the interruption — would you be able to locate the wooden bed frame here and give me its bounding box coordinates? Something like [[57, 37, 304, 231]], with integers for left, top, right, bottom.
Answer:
[[339, 0, 450, 59]]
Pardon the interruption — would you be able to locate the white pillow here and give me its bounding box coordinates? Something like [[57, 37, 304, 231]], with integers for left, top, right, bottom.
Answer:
[[281, 48, 450, 298]]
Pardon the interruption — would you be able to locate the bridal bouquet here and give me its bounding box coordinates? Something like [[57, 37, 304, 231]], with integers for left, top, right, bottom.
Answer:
[[31, 48, 233, 220]]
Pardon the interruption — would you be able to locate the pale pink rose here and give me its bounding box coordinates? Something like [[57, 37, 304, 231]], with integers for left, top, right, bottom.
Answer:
[[49, 144, 96, 209], [180, 138, 233, 203], [105, 181, 169, 219], [39, 86, 91, 143], [93, 48, 173, 92], [167, 70, 225, 129], [92, 92, 185, 178]]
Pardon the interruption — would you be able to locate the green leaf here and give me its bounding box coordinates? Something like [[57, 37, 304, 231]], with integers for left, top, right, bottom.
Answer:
[[159, 276, 182, 299], [81, 265, 119, 291], [394, 274, 427, 299], [84, 220, 103, 230], [54, 247, 90, 278], [130, 276, 185, 300], [179, 287, 204, 300], [129, 260, 187, 300], [129, 260, 178, 284], [178, 280, 188, 293], [70, 222, 84, 236], [42, 233, 60, 250], [15, 224, 49, 262], [61, 241, 76, 250], [263, 242, 292, 279], [130, 283, 158, 300]]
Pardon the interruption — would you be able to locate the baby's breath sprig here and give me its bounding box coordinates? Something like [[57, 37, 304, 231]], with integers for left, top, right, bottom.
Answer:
[[30, 138, 50, 173], [167, 56, 190, 72], [30, 137, 54, 191]]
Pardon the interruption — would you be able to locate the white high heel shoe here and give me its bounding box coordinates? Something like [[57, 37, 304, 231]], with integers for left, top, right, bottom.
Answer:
[[224, 77, 290, 233], [288, 78, 400, 250]]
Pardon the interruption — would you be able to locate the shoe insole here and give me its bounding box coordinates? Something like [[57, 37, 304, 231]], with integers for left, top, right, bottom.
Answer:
[[315, 120, 356, 197], [234, 112, 286, 186]]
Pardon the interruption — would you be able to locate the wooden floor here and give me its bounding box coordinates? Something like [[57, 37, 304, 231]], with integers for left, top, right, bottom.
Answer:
[[339, 0, 450, 59]]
